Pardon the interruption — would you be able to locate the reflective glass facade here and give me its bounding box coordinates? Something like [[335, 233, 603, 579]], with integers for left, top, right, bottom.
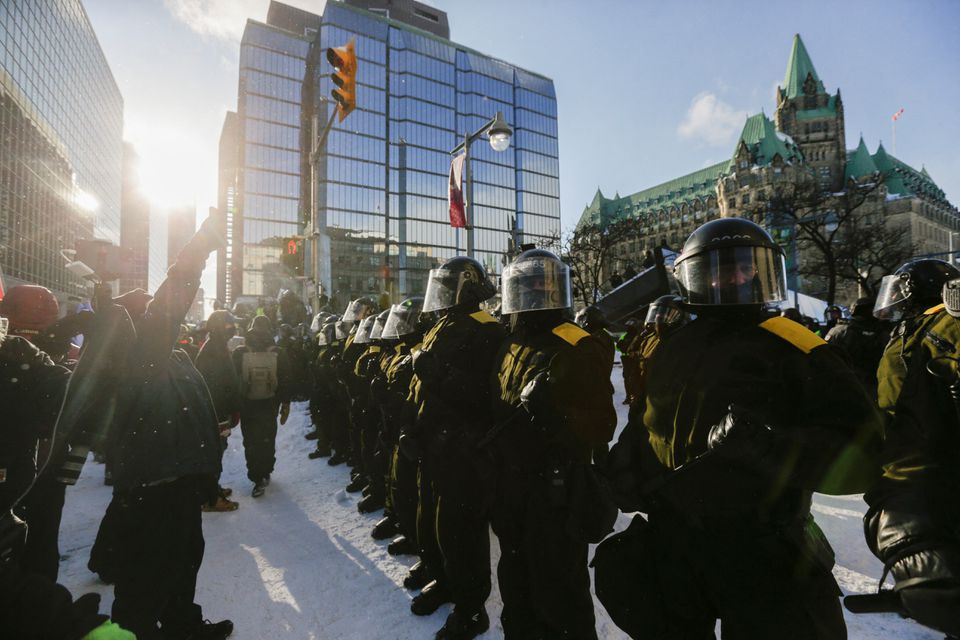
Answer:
[[235, 14, 314, 301], [0, 0, 123, 298], [228, 1, 559, 304]]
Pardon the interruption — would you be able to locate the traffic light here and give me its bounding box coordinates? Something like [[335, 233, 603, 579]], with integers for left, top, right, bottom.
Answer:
[[326, 38, 357, 122], [281, 237, 304, 277]]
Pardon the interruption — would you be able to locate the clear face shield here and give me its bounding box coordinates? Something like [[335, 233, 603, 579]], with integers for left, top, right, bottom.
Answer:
[[501, 257, 573, 314], [873, 274, 911, 321], [382, 301, 423, 339], [676, 246, 787, 306], [334, 320, 349, 341], [342, 299, 374, 323], [353, 316, 376, 344], [644, 300, 685, 331], [370, 316, 385, 341], [423, 267, 463, 313]]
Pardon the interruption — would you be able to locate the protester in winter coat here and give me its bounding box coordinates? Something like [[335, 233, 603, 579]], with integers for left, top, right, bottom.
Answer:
[[232, 315, 292, 498], [195, 309, 243, 512], [93, 213, 233, 640]]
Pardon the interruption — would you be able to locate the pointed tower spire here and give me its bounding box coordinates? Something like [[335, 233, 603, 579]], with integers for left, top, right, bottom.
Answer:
[[782, 34, 825, 99], [845, 136, 878, 181]]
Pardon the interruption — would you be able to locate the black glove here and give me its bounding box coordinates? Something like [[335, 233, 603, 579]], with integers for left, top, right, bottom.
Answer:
[[520, 371, 552, 418], [706, 404, 775, 457], [370, 375, 390, 404], [411, 349, 439, 383], [398, 433, 422, 461]]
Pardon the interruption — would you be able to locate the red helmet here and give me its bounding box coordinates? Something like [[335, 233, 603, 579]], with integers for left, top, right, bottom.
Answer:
[[0, 285, 60, 336]]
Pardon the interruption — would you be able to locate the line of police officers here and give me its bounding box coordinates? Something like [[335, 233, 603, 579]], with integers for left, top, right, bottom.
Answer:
[[301, 216, 958, 640]]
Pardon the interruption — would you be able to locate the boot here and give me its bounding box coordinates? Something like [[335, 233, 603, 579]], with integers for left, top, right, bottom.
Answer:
[[182, 619, 234, 640], [219, 486, 233, 498], [309, 446, 331, 459], [345, 475, 367, 493], [357, 493, 384, 514], [403, 560, 431, 590], [435, 609, 489, 640], [328, 451, 348, 466], [387, 535, 417, 556], [371, 515, 399, 540], [252, 480, 267, 498], [202, 495, 239, 512], [411, 580, 452, 616], [305, 429, 320, 440]]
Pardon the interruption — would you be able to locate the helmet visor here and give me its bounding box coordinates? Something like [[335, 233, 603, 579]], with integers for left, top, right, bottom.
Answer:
[[677, 246, 787, 306], [335, 320, 349, 340], [423, 267, 462, 312], [353, 316, 376, 344], [382, 300, 423, 339], [644, 301, 684, 328], [370, 316, 385, 341], [874, 274, 910, 321], [501, 257, 572, 314]]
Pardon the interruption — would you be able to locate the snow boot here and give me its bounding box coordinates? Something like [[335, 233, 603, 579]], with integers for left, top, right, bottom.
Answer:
[[357, 493, 384, 514], [403, 560, 431, 590], [372, 515, 399, 540], [435, 609, 489, 640], [220, 486, 233, 498], [202, 495, 239, 512], [328, 451, 348, 466], [182, 619, 234, 640], [387, 535, 418, 556], [309, 446, 331, 459], [252, 480, 267, 498], [345, 475, 366, 493], [411, 579, 453, 616]]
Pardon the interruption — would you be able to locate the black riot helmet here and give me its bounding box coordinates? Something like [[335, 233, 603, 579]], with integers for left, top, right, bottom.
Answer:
[[382, 296, 425, 339], [874, 259, 960, 321], [643, 294, 688, 334], [318, 315, 340, 346], [501, 248, 573, 314], [423, 256, 497, 313], [674, 217, 787, 308]]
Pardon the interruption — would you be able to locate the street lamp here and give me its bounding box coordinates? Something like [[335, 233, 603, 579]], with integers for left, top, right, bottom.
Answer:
[[450, 111, 513, 258]]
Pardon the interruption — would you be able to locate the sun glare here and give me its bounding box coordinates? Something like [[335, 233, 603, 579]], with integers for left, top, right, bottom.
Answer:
[[129, 125, 212, 210]]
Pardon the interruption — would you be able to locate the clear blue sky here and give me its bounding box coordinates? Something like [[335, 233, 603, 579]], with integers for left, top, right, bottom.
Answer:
[[85, 0, 960, 233]]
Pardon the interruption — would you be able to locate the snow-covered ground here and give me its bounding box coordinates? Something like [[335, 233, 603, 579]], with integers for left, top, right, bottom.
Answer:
[[58, 366, 939, 639]]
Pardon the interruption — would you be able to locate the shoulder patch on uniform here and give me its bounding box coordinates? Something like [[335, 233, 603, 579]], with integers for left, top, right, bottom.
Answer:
[[552, 322, 590, 346], [924, 303, 946, 316], [469, 310, 498, 324], [759, 317, 827, 354]]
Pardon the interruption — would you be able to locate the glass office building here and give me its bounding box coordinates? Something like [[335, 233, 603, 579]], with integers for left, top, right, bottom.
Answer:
[[228, 0, 559, 306], [0, 0, 123, 299]]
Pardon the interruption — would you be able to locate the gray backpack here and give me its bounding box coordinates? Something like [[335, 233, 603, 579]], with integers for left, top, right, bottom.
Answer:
[[242, 351, 279, 400]]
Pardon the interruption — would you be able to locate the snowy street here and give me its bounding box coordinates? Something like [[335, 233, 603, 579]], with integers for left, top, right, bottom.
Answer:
[[57, 367, 939, 639]]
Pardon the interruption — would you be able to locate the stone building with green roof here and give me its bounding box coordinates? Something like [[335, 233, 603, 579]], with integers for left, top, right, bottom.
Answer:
[[577, 34, 960, 304]]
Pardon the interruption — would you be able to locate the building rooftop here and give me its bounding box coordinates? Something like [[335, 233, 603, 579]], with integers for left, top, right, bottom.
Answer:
[[730, 112, 802, 170], [781, 34, 826, 99]]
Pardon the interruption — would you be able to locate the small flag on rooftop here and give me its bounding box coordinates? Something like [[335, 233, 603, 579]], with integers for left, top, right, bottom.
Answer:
[[891, 108, 905, 122]]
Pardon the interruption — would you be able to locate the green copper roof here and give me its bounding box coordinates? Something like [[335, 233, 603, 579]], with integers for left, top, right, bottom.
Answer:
[[845, 137, 878, 181], [782, 34, 825, 99], [729, 112, 802, 169], [871, 142, 948, 203], [577, 161, 727, 229]]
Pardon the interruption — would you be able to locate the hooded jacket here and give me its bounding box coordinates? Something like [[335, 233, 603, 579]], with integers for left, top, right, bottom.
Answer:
[[195, 311, 242, 423]]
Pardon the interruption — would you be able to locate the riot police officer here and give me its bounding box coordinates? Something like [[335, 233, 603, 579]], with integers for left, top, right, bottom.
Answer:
[[861, 259, 960, 636], [406, 257, 504, 638], [595, 218, 882, 639], [490, 248, 617, 640]]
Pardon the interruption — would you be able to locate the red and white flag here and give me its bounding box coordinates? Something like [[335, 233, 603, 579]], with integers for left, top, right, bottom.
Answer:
[[892, 108, 905, 122], [448, 154, 467, 228]]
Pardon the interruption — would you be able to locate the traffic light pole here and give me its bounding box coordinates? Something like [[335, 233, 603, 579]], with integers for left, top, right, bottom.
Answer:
[[308, 108, 338, 312]]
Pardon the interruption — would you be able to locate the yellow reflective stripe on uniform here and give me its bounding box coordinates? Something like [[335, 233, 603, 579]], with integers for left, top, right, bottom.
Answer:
[[552, 322, 590, 346], [469, 310, 498, 324], [369, 346, 381, 353], [758, 317, 827, 354], [924, 303, 946, 316]]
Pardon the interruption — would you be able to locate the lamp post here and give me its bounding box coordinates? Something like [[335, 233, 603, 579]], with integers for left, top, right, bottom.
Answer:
[[449, 111, 512, 258]]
